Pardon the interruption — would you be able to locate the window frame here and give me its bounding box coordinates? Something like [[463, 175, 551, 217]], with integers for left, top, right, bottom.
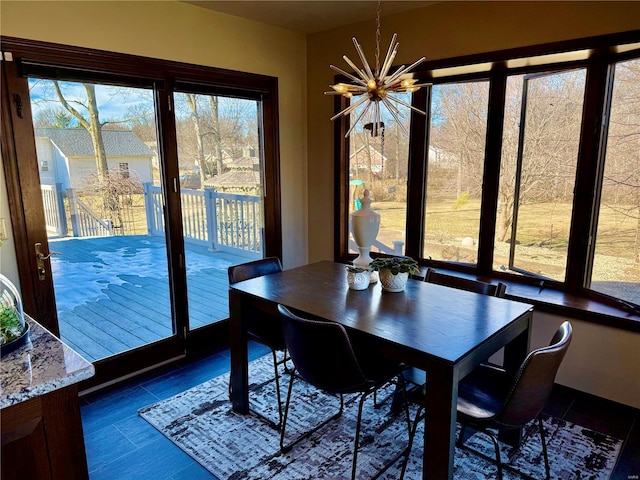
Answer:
[[335, 30, 640, 319]]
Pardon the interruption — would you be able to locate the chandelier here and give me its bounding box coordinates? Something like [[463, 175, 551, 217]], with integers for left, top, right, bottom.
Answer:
[[325, 1, 430, 137]]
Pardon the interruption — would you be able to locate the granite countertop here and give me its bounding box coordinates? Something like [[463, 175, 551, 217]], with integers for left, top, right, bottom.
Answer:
[[0, 314, 95, 409]]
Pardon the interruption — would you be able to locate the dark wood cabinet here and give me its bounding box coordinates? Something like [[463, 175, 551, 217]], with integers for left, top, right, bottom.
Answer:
[[1, 385, 89, 480]]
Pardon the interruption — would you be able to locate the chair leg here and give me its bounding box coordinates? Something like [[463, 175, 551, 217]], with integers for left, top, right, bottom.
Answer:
[[280, 368, 344, 453], [486, 431, 503, 480], [400, 405, 424, 480], [351, 388, 372, 480], [395, 375, 414, 480], [354, 382, 410, 480], [270, 348, 284, 429], [538, 417, 551, 480]]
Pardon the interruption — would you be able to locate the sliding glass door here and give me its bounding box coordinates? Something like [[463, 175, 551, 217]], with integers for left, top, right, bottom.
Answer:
[[173, 90, 266, 330], [1, 37, 281, 386], [28, 77, 174, 362]]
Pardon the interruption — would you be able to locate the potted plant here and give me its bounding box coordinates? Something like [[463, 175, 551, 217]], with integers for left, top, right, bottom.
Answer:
[[0, 273, 29, 357], [369, 256, 420, 292], [345, 265, 371, 290]]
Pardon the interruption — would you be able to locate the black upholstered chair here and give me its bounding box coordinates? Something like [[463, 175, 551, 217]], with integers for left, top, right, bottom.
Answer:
[[424, 267, 507, 297], [228, 257, 287, 429], [277, 304, 412, 480], [404, 321, 573, 480]]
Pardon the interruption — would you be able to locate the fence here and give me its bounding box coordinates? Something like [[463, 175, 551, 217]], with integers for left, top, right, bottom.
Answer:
[[144, 184, 262, 258], [41, 184, 113, 237]]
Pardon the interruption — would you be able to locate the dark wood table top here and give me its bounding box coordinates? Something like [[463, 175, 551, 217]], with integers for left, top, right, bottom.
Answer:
[[230, 260, 534, 366]]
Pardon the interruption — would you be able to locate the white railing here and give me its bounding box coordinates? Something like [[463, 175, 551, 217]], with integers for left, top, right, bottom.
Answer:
[[349, 238, 405, 256], [68, 189, 114, 237], [41, 183, 67, 236], [145, 184, 262, 258]]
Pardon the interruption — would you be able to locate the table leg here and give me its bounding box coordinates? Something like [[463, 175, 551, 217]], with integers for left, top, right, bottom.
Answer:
[[229, 288, 249, 413], [424, 366, 457, 480]]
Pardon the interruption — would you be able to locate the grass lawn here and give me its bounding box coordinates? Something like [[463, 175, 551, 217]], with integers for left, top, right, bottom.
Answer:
[[370, 197, 639, 287]]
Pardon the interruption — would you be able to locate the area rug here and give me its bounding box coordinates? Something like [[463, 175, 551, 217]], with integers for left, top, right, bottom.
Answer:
[[139, 355, 623, 479]]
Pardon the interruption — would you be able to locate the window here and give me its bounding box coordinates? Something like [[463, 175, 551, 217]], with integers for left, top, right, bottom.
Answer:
[[423, 81, 489, 265], [495, 70, 586, 281], [119, 162, 130, 179], [336, 32, 640, 313], [347, 94, 411, 257], [41, 160, 49, 172], [588, 58, 640, 307]]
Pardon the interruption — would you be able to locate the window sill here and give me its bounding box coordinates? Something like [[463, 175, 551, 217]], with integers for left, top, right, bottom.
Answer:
[[417, 268, 640, 333], [502, 281, 640, 333]]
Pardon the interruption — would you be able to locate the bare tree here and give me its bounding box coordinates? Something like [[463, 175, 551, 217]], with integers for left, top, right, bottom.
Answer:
[[184, 93, 207, 186], [209, 96, 225, 176], [53, 82, 110, 183], [496, 71, 585, 242]]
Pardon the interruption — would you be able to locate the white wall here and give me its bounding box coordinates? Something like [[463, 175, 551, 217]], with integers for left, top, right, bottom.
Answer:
[[0, 152, 20, 288]]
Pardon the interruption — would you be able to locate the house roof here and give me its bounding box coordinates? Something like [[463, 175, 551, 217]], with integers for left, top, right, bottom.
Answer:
[[35, 128, 153, 157], [204, 170, 261, 188], [204, 157, 261, 188], [350, 144, 387, 165]]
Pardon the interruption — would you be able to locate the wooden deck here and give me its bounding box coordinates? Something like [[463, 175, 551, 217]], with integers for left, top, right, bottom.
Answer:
[[49, 235, 253, 362]]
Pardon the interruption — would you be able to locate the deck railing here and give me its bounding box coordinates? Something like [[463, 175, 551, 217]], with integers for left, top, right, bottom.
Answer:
[[41, 184, 113, 237], [145, 184, 262, 258], [41, 183, 67, 236], [68, 189, 114, 237]]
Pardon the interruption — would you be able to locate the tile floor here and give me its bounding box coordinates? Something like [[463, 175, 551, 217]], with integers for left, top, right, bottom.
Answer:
[[80, 345, 639, 480]]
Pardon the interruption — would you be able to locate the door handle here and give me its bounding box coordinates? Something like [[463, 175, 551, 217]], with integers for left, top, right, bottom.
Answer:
[[35, 242, 61, 281]]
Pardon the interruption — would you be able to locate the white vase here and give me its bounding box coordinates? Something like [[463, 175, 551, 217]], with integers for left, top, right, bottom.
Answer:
[[347, 269, 370, 290], [350, 189, 380, 282], [378, 269, 409, 292]]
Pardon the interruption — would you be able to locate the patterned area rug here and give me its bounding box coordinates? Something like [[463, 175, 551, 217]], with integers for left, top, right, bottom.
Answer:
[[139, 355, 622, 479]]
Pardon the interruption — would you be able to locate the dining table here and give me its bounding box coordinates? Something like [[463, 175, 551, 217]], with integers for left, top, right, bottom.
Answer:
[[228, 260, 534, 479]]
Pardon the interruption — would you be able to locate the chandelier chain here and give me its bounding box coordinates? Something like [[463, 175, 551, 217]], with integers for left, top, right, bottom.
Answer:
[[375, 0, 381, 75]]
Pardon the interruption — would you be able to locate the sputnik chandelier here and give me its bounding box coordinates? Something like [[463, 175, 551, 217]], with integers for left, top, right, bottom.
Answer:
[[325, 1, 430, 137]]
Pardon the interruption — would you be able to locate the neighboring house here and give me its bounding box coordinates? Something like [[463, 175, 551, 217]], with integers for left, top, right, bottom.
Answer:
[[427, 144, 459, 166], [203, 156, 261, 194], [350, 145, 387, 175], [34, 128, 154, 190], [350, 144, 458, 177]]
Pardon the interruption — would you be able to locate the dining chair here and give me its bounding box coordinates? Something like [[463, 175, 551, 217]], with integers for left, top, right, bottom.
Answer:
[[277, 304, 412, 480], [228, 257, 288, 430], [402, 321, 573, 480], [424, 267, 507, 297]]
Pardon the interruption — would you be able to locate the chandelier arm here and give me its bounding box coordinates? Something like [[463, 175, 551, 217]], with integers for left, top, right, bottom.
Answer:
[[342, 55, 372, 84], [330, 95, 370, 121], [386, 94, 427, 116], [352, 37, 375, 80], [345, 101, 373, 137], [379, 43, 399, 81], [330, 65, 368, 86], [324, 90, 366, 96], [381, 97, 410, 135], [382, 57, 426, 89]]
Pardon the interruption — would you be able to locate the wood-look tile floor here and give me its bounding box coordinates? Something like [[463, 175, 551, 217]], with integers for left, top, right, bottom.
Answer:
[[81, 345, 639, 480]]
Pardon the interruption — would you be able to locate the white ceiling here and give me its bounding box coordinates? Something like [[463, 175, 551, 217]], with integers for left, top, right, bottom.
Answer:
[[183, 1, 437, 34]]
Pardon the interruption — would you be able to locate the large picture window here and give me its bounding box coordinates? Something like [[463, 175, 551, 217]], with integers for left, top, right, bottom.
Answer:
[[337, 32, 640, 314]]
